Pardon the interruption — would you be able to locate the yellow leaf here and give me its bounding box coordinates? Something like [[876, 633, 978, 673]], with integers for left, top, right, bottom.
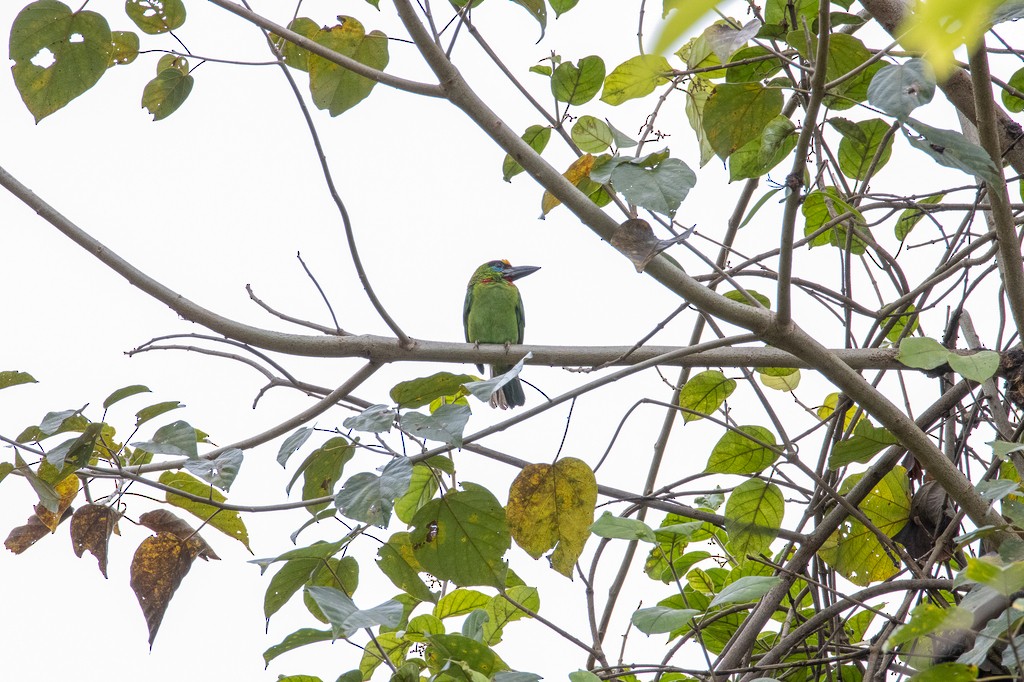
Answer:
[[36, 474, 79, 532], [541, 154, 596, 215], [899, 0, 1000, 78], [506, 457, 597, 577]]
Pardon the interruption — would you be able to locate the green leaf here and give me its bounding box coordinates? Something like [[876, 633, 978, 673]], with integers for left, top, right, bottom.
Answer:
[[571, 115, 613, 153], [14, 453, 60, 512], [411, 482, 511, 588], [880, 305, 921, 342], [765, 0, 818, 25], [294, 437, 355, 514], [708, 575, 781, 607], [376, 532, 437, 603], [10, 0, 113, 122], [907, 662, 978, 682], [263, 628, 335, 665], [885, 602, 973, 649], [102, 384, 150, 409], [703, 83, 784, 159], [503, 125, 551, 182], [947, 350, 1000, 382], [277, 17, 319, 72], [724, 479, 784, 559], [131, 420, 198, 458], [630, 606, 699, 634], [867, 59, 936, 119], [902, 117, 1001, 185], [789, 32, 882, 110], [963, 556, 1024, 596], [1002, 66, 1024, 112], [829, 421, 900, 468], [302, 557, 358, 624], [395, 464, 439, 524], [802, 187, 869, 254], [0, 371, 37, 390], [723, 289, 771, 308], [894, 194, 943, 240], [678, 370, 737, 422], [509, 0, 546, 39], [159, 471, 250, 549], [549, 0, 579, 16], [705, 425, 778, 474], [107, 30, 139, 67], [428, 633, 507, 676], [308, 17, 389, 116], [400, 404, 471, 447], [609, 155, 696, 217], [481, 585, 538, 645], [685, 77, 717, 166], [390, 372, 477, 408], [758, 368, 800, 392], [464, 355, 530, 404], [142, 68, 194, 121], [306, 587, 403, 639], [725, 45, 782, 83], [606, 120, 638, 148], [651, 0, 721, 54], [135, 400, 183, 427], [600, 54, 672, 105], [342, 404, 396, 433], [895, 337, 950, 370], [837, 118, 894, 180], [569, 672, 602, 682], [125, 0, 186, 34], [434, 589, 491, 619], [728, 114, 797, 181], [335, 457, 413, 527], [551, 56, 605, 105], [265, 551, 333, 620], [278, 427, 314, 467], [818, 468, 910, 586], [589, 511, 656, 542], [183, 448, 243, 492]]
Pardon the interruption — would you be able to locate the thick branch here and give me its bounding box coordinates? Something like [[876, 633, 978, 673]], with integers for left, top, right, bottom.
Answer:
[[968, 41, 1024, 338]]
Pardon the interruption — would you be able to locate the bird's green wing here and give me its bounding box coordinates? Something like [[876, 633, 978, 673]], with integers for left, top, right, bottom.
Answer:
[[463, 287, 473, 343], [515, 288, 526, 344]]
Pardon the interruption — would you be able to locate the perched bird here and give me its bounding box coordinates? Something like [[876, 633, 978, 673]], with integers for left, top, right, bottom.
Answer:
[[464, 259, 540, 409]]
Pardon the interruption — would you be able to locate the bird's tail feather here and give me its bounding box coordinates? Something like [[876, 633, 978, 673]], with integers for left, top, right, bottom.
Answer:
[[488, 366, 525, 409]]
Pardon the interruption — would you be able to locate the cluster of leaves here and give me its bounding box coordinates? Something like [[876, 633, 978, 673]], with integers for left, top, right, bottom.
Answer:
[[7, 0, 391, 122], [11, 0, 1024, 680]]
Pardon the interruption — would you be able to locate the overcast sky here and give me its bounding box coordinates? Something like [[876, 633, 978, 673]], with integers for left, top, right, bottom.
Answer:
[[1, 1, 1011, 680]]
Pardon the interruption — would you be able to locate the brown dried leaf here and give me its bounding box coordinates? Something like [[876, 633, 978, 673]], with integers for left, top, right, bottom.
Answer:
[[610, 218, 660, 272], [71, 504, 122, 578], [5, 511, 56, 554], [130, 532, 196, 646], [35, 474, 79, 532], [138, 509, 220, 561]]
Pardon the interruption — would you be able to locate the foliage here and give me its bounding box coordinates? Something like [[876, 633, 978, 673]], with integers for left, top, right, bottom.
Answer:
[[6, 0, 1024, 681]]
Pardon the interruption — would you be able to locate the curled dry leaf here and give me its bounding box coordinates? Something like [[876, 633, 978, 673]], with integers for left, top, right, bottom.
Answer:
[[130, 531, 196, 647], [138, 509, 220, 561], [70, 503, 122, 578], [4, 505, 72, 554]]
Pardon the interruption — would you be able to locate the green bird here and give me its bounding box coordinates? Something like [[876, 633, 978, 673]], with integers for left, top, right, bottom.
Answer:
[[464, 259, 541, 409]]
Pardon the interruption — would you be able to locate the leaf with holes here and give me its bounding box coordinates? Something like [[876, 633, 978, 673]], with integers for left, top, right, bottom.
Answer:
[[10, 0, 113, 122]]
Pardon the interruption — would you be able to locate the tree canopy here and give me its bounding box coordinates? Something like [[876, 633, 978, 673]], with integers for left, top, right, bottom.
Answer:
[[5, 1, 1024, 681]]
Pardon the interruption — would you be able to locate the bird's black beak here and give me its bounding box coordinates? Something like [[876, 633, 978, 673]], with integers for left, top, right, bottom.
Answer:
[[504, 264, 540, 282]]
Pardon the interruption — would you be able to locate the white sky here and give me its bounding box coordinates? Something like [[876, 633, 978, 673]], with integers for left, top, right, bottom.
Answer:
[[1, 1, 1017, 681]]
